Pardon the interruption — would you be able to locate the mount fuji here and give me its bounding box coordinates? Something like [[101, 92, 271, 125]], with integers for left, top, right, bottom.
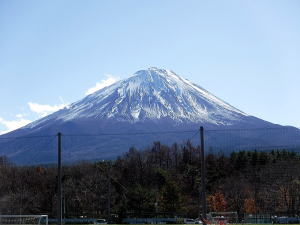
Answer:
[[1, 68, 299, 164]]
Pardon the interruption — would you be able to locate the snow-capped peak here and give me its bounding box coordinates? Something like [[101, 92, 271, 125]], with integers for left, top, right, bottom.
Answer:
[[26, 68, 249, 129]]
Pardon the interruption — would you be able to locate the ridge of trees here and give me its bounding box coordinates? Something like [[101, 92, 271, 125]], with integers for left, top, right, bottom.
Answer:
[[0, 142, 300, 222]]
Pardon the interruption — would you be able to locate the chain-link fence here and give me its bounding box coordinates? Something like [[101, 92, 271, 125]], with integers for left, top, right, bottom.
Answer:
[[1, 127, 300, 223]]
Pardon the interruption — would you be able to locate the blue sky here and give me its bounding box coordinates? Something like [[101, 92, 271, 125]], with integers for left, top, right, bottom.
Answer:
[[0, 0, 299, 134]]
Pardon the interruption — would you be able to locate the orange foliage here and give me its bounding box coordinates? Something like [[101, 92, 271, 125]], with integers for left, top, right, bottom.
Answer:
[[244, 197, 257, 213], [207, 191, 227, 212]]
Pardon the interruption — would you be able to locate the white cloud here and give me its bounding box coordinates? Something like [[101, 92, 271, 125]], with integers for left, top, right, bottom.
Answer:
[[28, 102, 67, 117], [0, 98, 69, 135], [0, 115, 32, 135], [85, 75, 119, 96], [16, 114, 24, 118]]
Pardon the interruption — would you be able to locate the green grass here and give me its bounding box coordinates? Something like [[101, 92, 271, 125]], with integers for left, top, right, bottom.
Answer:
[[6, 223, 300, 225], [44, 224, 300, 225]]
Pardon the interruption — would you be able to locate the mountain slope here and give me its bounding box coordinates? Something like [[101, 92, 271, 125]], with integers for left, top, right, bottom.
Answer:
[[0, 68, 299, 164], [26, 67, 249, 129]]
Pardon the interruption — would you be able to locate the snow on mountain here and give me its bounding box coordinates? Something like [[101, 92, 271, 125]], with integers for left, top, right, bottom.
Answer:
[[2, 67, 300, 165], [26, 67, 248, 129]]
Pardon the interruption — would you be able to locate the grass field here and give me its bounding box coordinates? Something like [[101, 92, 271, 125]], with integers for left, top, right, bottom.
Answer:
[[4, 223, 299, 225], [56, 223, 300, 225], [104, 224, 300, 225]]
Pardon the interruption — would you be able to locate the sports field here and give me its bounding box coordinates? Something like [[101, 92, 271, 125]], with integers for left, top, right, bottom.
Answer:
[[2, 223, 297, 225]]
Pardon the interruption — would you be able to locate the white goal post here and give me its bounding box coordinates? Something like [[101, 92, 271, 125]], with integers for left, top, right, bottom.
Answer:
[[0, 215, 48, 225], [207, 212, 238, 224]]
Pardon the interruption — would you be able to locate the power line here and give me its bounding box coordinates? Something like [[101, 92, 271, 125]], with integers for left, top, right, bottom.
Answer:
[[0, 126, 298, 140], [0, 135, 55, 140], [206, 127, 300, 132], [188, 130, 200, 141], [63, 129, 198, 137], [0, 130, 197, 140]]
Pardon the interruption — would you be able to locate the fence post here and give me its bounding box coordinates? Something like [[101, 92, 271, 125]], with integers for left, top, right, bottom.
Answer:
[[200, 126, 207, 224], [57, 132, 62, 225]]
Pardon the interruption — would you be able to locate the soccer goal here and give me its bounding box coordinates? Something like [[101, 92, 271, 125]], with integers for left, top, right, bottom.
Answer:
[[0, 215, 48, 225], [207, 212, 238, 224]]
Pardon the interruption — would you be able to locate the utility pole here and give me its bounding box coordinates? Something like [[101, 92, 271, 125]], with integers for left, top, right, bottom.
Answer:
[[107, 163, 111, 222], [57, 132, 62, 225], [200, 127, 207, 224]]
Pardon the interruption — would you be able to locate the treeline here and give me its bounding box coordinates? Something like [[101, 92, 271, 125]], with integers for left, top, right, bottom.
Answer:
[[1, 142, 300, 222]]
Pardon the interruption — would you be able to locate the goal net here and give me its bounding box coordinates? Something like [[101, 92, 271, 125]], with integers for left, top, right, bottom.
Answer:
[[0, 215, 48, 225], [207, 212, 238, 224]]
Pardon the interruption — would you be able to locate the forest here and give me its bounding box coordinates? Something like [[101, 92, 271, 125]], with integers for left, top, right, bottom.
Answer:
[[1, 141, 300, 222]]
